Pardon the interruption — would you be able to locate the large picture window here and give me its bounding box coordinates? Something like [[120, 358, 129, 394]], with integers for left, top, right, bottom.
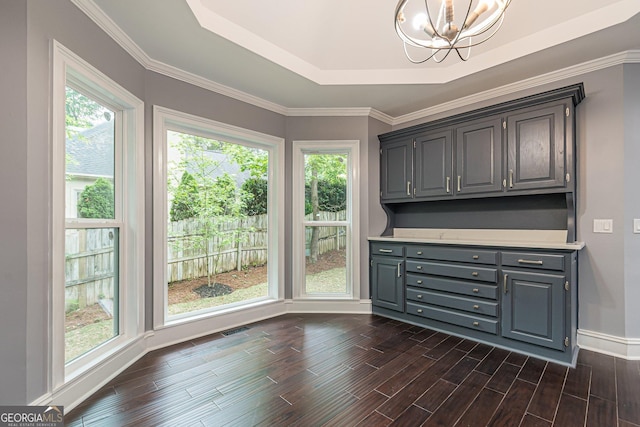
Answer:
[[153, 107, 284, 325], [52, 42, 144, 384]]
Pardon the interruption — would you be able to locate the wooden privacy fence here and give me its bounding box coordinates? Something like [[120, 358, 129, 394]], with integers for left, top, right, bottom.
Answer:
[[64, 210, 346, 310], [65, 228, 116, 312], [167, 214, 268, 283]]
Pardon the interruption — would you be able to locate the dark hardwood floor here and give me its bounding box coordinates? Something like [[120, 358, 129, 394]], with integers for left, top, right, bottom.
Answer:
[[66, 314, 640, 427]]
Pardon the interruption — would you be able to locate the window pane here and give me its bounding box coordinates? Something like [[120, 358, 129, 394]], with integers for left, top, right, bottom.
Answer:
[[166, 131, 269, 317], [305, 225, 347, 294], [65, 86, 115, 219], [65, 228, 119, 363], [304, 153, 347, 219]]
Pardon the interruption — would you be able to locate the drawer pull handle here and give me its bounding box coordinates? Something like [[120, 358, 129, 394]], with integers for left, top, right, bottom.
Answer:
[[417, 309, 423, 313], [509, 169, 514, 188], [407, 181, 411, 196], [397, 263, 402, 278], [518, 259, 544, 265], [473, 305, 479, 310], [472, 255, 479, 260], [417, 251, 423, 255], [378, 249, 393, 253], [472, 272, 479, 277], [473, 322, 480, 327], [504, 273, 508, 294], [446, 176, 451, 193], [416, 266, 423, 270], [417, 294, 423, 299], [417, 280, 423, 284], [472, 288, 479, 293]]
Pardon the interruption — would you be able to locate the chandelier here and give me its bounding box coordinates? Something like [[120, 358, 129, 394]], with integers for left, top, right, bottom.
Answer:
[[395, 0, 512, 63]]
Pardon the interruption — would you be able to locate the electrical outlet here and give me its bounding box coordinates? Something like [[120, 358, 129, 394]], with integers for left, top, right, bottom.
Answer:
[[593, 219, 613, 233], [634, 219, 640, 234]]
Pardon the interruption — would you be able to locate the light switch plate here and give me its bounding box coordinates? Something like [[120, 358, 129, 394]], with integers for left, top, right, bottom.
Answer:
[[594, 219, 613, 233], [634, 219, 640, 234]]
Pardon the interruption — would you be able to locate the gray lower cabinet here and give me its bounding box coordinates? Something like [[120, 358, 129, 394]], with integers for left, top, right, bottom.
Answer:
[[371, 255, 404, 313], [370, 242, 578, 365], [501, 269, 565, 350]]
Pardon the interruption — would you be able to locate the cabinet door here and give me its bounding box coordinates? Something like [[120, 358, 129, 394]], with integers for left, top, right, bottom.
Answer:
[[414, 129, 453, 198], [381, 139, 413, 201], [456, 117, 503, 195], [506, 104, 566, 191], [371, 257, 404, 312], [501, 269, 565, 350]]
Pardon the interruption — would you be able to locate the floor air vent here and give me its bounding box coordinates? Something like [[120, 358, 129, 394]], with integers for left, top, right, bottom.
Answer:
[[221, 326, 250, 336]]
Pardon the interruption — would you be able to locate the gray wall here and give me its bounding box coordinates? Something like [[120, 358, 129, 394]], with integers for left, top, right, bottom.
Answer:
[[0, 0, 28, 406], [623, 63, 640, 338]]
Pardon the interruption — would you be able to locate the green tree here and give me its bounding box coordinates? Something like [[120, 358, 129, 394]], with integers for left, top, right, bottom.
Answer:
[[242, 177, 268, 216], [77, 178, 114, 219], [304, 154, 347, 263], [170, 171, 200, 221], [168, 132, 249, 287]]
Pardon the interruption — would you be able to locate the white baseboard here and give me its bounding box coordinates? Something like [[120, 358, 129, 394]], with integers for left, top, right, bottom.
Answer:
[[578, 329, 640, 359], [284, 299, 372, 314], [146, 300, 287, 351]]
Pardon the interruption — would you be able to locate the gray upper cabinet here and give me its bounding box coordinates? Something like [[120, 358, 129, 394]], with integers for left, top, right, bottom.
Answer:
[[414, 129, 453, 198], [381, 138, 413, 201], [456, 116, 503, 195], [378, 84, 583, 207], [506, 103, 567, 191]]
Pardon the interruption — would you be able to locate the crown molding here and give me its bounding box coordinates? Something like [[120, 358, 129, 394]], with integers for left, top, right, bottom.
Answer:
[[71, 0, 288, 116], [286, 107, 394, 125], [70, 1, 639, 125], [392, 50, 640, 126]]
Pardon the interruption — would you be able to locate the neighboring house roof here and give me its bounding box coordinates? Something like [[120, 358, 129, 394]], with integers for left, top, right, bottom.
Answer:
[[66, 121, 114, 178]]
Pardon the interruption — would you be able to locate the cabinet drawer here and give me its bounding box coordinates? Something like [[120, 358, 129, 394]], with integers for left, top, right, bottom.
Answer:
[[407, 302, 498, 334], [406, 246, 498, 265], [371, 243, 404, 257], [501, 252, 565, 271], [406, 274, 498, 300], [407, 288, 498, 317], [406, 260, 497, 283]]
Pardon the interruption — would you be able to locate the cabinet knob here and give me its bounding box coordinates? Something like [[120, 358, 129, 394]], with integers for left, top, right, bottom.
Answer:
[[417, 309, 423, 313], [473, 305, 479, 310], [472, 288, 479, 293], [417, 280, 423, 284], [417, 294, 422, 299], [473, 322, 480, 327], [417, 251, 423, 255], [417, 266, 422, 270], [472, 255, 479, 260], [472, 272, 479, 277]]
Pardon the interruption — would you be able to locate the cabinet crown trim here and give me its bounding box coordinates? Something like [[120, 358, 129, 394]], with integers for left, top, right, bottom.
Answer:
[[379, 83, 584, 143]]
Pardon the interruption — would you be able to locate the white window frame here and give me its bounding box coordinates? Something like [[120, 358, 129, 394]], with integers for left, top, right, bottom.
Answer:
[[292, 140, 360, 300], [51, 41, 145, 387], [153, 106, 285, 327]]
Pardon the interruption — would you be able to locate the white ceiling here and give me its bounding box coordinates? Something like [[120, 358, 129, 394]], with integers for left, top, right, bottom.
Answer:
[[85, 0, 640, 118]]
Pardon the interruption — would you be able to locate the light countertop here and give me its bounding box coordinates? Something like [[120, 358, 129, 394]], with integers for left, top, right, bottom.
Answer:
[[368, 228, 585, 251]]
